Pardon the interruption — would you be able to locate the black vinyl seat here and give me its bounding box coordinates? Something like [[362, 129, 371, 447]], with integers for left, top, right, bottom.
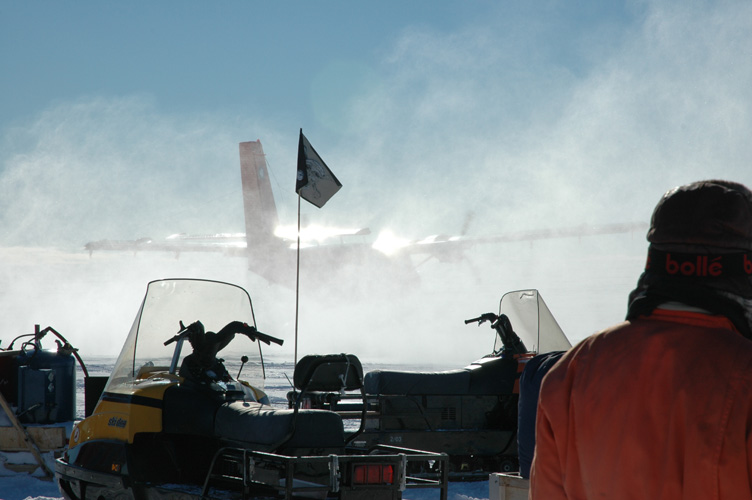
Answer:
[[214, 401, 345, 450], [364, 356, 518, 396], [364, 369, 471, 395]]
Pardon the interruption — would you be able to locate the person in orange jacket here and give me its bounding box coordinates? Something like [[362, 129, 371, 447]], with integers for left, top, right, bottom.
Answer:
[[530, 180, 752, 499]]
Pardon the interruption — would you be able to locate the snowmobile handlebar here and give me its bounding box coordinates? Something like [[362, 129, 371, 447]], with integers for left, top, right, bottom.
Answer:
[[464, 312, 498, 326], [465, 312, 528, 355], [237, 322, 284, 347], [163, 320, 284, 347]]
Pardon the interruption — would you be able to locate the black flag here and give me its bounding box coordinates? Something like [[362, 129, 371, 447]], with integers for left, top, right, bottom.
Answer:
[[296, 129, 342, 208]]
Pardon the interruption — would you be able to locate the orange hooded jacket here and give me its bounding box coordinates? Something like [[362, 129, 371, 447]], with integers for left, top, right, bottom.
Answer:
[[530, 308, 752, 499]]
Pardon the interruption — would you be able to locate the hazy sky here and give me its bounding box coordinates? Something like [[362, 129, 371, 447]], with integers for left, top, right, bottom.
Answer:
[[0, 2, 629, 137], [2, 1, 750, 243], [1, 1, 751, 360]]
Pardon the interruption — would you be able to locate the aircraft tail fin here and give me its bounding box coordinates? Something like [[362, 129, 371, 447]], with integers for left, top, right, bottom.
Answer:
[[239, 140, 279, 249]]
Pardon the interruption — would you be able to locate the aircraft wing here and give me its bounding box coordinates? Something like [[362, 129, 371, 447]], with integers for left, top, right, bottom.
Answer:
[[83, 140, 649, 287], [85, 234, 248, 257], [85, 229, 371, 256], [372, 221, 648, 263], [472, 222, 648, 243]]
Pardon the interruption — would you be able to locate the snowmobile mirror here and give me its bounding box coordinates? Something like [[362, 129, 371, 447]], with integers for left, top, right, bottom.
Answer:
[[237, 355, 249, 378]]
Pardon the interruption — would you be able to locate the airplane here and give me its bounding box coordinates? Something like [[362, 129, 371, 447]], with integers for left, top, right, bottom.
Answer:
[[85, 140, 648, 291]]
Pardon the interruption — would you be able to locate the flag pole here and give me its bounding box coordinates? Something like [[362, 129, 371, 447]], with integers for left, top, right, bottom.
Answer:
[[294, 192, 302, 367], [294, 129, 341, 368]]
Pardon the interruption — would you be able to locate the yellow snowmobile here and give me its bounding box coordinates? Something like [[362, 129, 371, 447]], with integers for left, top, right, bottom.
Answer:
[[54, 278, 447, 500]]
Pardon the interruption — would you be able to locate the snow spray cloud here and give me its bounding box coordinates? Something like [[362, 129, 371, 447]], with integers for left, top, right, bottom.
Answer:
[[292, 0, 752, 360], [0, 95, 252, 247], [325, 1, 752, 231], [2, 1, 752, 364], [0, 97, 290, 357]]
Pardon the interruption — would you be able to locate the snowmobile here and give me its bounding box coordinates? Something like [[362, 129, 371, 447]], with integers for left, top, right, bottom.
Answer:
[[293, 289, 571, 478], [54, 278, 448, 500]]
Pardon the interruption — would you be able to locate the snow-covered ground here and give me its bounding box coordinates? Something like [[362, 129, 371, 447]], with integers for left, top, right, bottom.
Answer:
[[1, 472, 62, 500], [1, 474, 491, 500]]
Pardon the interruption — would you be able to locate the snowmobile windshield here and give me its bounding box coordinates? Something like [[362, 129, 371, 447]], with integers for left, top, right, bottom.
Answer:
[[105, 279, 268, 394], [496, 289, 571, 355]]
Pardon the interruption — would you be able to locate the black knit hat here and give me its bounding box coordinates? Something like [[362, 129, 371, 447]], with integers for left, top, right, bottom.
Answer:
[[627, 180, 752, 338], [648, 180, 752, 252]]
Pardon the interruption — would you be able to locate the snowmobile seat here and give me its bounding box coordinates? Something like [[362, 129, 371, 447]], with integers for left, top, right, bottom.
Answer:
[[214, 401, 345, 451], [364, 368, 471, 395], [363, 356, 519, 396]]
